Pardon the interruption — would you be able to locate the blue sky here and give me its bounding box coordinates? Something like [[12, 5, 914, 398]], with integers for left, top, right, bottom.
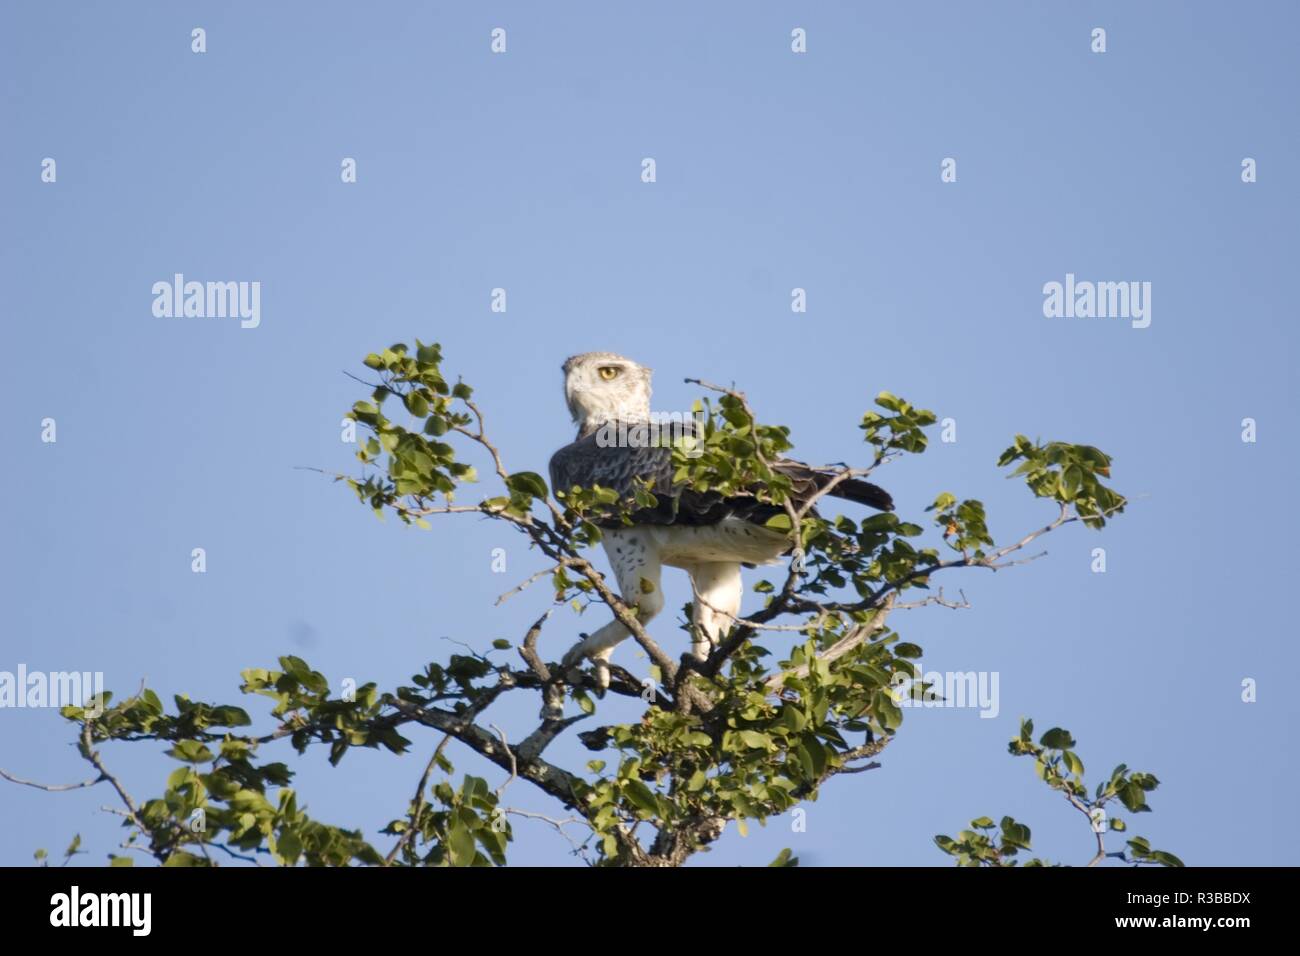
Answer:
[[2, 1, 1296, 866]]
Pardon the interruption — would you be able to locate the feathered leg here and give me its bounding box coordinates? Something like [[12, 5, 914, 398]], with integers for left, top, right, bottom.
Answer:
[[687, 562, 743, 661], [562, 530, 664, 690]]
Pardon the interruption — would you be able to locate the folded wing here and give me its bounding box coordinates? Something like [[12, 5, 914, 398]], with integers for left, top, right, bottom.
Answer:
[[549, 425, 892, 529]]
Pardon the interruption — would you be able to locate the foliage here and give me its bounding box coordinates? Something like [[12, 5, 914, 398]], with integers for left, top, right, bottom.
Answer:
[[5, 341, 1173, 868], [934, 720, 1182, 867]]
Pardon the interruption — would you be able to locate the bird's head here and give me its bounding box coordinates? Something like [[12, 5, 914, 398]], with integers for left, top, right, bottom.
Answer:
[[561, 352, 653, 435]]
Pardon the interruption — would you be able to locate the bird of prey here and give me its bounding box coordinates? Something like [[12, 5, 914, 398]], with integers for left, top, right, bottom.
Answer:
[[548, 352, 893, 687]]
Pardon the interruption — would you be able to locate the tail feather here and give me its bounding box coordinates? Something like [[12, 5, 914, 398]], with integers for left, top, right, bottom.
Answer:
[[825, 475, 893, 512], [773, 459, 894, 512]]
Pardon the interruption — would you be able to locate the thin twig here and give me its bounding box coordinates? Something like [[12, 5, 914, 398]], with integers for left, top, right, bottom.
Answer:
[[489, 724, 518, 797], [496, 563, 562, 606], [384, 733, 453, 866], [0, 769, 102, 792]]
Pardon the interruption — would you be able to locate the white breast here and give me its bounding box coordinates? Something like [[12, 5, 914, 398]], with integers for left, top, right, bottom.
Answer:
[[652, 517, 789, 567]]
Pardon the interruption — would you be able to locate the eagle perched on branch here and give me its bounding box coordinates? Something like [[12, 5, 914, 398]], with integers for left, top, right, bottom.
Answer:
[[549, 352, 892, 686]]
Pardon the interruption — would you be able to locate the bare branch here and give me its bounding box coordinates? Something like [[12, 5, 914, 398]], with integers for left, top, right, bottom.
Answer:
[[0, 768, 102, 792], [383, 733, 453, 866], [892, 587, 971, 611], [489, 723, 518, 797], [77, 722, 169, 863], [388, 699, 587, 812], [496, 564, 562, 606]]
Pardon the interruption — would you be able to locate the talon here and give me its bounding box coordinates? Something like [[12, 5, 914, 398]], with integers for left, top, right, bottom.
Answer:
[[560, 635, 615, 692], [561, 639, 588, 669]]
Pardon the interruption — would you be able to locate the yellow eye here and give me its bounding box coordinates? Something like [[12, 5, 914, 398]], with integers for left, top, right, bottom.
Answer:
[[598, 366, 620, 381]]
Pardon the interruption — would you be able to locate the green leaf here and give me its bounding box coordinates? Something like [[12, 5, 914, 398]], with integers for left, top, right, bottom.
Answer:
[[1119, 781, 1150, 813], [165, 740, 215, 764], [275, 829, 303, 866], [404, 391, 429, 417], [506, 472, 549, 499], [1038, 727, 1075, 750], [1060, 465, 1082, 500], [447, 821, 477, 866], [622, 779, 661, 817]]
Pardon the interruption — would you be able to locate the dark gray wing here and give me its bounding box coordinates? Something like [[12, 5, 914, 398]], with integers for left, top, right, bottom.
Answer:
[[549, 432, 674, 503], [549, 432, 692, 527], [548, 422, 893, 529], [548, 424, 776, 528]]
